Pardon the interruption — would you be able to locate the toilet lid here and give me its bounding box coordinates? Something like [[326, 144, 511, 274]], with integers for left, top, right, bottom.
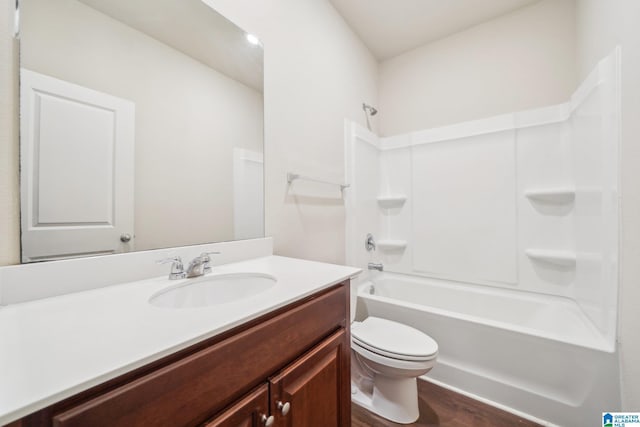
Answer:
[[352, 317, 438, 361]]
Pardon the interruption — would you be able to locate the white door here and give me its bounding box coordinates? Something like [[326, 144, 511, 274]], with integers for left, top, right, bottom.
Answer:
[[233, 148, 264, 240], [20, 69, 135, 262]]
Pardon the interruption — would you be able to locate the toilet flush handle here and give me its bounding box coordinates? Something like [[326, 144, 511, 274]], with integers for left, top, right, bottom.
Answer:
[[277, 400, 290, 416]]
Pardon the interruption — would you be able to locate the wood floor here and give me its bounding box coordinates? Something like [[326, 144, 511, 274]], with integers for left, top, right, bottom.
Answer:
[[351, 380, 542, 427]]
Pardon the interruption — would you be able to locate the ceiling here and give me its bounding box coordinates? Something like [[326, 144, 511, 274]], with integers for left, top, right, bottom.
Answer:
[[79, 0, 263, 91], [329, 0, 540, 60]]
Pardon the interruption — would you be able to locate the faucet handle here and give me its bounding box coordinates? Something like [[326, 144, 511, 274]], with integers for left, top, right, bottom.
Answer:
[[201, 251, 220, 274], [157, 256, 187, 280], [365, 233, 376, 252], [201, 251, 221, 256]]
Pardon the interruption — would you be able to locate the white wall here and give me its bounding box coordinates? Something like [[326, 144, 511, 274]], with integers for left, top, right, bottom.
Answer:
[[378, 0, 576, 136], [0, 1, 19, 266], [19, 0, 264, 252], [575, 0, 640, 409], [204, 0, 379, 264]]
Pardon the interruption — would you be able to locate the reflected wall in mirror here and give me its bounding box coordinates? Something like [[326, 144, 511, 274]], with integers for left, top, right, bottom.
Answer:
[[19, 0, 264, 262]]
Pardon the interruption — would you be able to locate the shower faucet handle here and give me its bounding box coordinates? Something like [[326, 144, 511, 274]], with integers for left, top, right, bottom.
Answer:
[[365, 233, 376, 252]]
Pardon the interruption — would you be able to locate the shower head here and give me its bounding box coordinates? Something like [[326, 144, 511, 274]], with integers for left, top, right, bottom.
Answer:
[[362, 103, 378, 131], [362, 103, 378, 116]]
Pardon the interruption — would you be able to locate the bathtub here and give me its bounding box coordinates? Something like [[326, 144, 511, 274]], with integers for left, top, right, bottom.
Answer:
[[355, 272, 620, 427]]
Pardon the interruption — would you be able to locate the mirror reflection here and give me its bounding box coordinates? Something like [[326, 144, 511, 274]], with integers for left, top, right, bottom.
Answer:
[[19, 0, 264, 262]]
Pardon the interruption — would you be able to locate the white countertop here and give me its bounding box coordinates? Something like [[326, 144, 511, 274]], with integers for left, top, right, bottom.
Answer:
[[0, 255, 360, 425]]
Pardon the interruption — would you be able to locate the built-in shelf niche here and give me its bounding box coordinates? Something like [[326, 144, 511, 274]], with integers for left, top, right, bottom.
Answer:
[[376, 195, 407, 208], [525, 249, 576, 267], [377, 240, 408, 251], [524, 188, 575, 203]]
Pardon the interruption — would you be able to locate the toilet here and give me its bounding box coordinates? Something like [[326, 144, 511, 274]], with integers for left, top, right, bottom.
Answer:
[[350, 316, 438, 424]]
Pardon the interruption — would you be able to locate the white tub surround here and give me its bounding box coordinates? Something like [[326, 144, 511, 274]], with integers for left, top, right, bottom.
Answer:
[[0, 246, 360, 425], [345, 49, 621, 427], [346, 48, 620, 349]]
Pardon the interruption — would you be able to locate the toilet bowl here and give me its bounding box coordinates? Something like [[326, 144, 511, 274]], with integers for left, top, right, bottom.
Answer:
[[351, 316, 438, 424]]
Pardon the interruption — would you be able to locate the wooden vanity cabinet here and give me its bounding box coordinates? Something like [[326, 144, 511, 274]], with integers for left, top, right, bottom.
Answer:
[[10, 282, 350, 427], [206, 329, 349, 427]]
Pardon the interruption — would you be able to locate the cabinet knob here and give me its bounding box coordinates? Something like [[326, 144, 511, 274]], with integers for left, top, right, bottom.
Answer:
[[260, 414, 274, 426], [120, 233, 132, 243], [276, 400, 290, 416]]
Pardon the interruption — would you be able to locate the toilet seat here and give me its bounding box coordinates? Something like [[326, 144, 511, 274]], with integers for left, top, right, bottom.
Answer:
[[352, 317, 438, 362], [352, 340, 437, 374]]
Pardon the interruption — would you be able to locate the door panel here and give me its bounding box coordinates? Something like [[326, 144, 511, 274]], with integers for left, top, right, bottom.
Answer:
[[20, 69, 135, 262], [269, 329, 349, 427], [37, 92, 114, 224]]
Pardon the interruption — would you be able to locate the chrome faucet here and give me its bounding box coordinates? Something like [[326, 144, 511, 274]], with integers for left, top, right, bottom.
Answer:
[[157, 252, 220, 280], [368, 262, 383, 271], [157, 256, 187, 280], [186, 252, 220, 278]]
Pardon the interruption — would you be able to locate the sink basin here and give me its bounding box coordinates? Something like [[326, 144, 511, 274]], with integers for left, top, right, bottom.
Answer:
[[149, 273, 277, 308]]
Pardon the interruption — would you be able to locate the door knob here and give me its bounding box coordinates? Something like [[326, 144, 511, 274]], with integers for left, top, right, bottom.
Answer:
[[276, 400, 290, 416], [260, 414, 274, 426], [120, 233, 132, 243]]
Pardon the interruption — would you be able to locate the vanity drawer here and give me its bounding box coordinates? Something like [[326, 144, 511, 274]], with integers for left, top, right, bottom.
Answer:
[[50, 285, 346, 427]]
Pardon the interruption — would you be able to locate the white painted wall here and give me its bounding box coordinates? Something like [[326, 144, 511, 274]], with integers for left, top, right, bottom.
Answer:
[[203, 0, 379, 264], [575, 0, 640, 409], [20, 0, 264, 252], [0, 1, 19, 266], [378, 0, 576, 136]]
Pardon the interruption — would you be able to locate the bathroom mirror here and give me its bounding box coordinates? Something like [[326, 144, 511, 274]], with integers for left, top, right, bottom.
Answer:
[[17, 0, 264, 262]]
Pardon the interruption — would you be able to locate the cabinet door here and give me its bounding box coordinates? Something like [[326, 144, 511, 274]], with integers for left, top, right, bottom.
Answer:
[[204, 384, 271, 427], [269, 329, 350, 427]]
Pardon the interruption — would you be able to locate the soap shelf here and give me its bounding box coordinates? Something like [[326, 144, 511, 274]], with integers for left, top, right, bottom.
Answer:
[[377, 195, 407, 208], [525, 249, 576, 267], [377, 240, 408, 251], [524, 188, 575, 203]]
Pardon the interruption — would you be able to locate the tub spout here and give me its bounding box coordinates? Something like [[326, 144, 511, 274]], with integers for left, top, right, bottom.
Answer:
[[368, 262, 384, 271]]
